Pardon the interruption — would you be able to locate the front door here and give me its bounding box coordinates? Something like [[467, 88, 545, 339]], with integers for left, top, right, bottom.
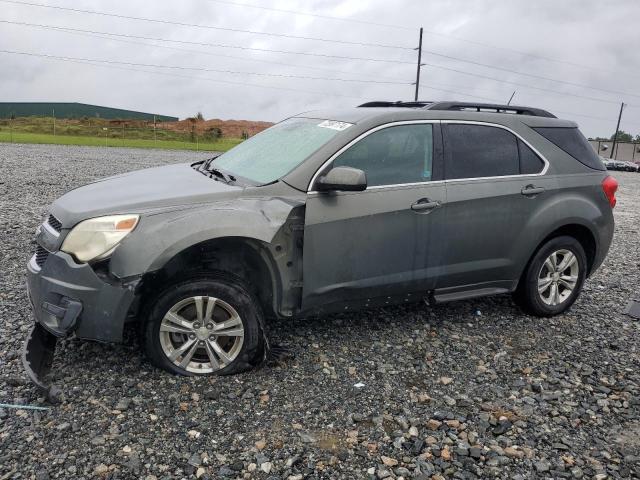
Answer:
[[301, 121, 447, 311]]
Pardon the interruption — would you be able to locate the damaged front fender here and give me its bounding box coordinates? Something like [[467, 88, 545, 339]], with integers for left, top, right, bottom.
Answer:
[[109, 194, 306, 279]]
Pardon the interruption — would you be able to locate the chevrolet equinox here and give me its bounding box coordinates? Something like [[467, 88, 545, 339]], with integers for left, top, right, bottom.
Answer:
[[23, 101, 617, 396]]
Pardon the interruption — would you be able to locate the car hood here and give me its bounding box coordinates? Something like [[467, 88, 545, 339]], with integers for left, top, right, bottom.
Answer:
[[51, 163, 243, 226]]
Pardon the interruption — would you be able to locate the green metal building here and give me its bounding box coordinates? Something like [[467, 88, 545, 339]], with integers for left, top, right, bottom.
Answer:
[[0, 102, 178, 121]]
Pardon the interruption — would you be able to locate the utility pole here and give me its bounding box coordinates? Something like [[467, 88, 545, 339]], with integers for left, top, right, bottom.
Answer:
[[507, 91, 516, 105], [52, 109, 56, 136], [414, 27, 423, 101], [153, 115, 157, 145], [610, 101, 625, 159]]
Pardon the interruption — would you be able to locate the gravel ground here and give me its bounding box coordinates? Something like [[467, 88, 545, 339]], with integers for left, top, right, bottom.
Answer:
[[1, 143, 639, 480]]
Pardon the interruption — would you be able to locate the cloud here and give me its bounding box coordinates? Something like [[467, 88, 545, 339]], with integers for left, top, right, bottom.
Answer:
[[0, 0, 638, 136]]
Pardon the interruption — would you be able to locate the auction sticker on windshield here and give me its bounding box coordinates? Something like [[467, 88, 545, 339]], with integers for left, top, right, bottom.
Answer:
[[317, 120, 352, 131]]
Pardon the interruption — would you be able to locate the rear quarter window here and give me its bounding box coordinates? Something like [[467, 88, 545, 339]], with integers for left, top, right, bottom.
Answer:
[[518, 139, 545, 174], [533, 127, 605, 171]]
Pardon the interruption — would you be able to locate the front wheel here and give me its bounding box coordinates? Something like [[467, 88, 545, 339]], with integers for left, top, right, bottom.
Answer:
[[513, 236, 587, 317], [143, 276, 265, 376]]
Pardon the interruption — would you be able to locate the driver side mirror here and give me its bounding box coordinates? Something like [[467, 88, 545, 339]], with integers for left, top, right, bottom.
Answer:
[[316, 166, 367, 192]]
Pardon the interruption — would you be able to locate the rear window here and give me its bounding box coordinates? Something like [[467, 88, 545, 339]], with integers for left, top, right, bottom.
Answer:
[[445, 124, 519, 179], [533, 127, 605, 171]]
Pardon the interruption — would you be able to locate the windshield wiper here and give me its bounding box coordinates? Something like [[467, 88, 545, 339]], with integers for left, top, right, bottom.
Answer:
[[198, 155, 236, 183], [200, 154, 220, 171], [207, 167, 236, 183]]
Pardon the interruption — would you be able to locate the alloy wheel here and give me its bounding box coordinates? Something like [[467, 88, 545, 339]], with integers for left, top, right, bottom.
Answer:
[[537, 249, 579, 306], [159, 296, 244, 373]]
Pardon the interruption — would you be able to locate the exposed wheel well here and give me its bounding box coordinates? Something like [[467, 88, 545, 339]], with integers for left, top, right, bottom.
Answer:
[[523, 224, 597, 281], [135, 238, 278, 321]]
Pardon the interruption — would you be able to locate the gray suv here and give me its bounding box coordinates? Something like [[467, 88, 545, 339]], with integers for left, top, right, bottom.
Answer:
[[23, 101, 617, 394]]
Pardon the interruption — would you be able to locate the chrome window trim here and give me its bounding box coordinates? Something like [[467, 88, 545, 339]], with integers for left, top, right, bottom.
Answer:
[[307, 120, 440, 193], [307, 119, 550, 194], [442, 120, 549, 183]]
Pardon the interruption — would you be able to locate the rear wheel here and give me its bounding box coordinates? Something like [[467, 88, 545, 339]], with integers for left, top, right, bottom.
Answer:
[[143, 275, 265, 376], [514, 236, 587, 317]]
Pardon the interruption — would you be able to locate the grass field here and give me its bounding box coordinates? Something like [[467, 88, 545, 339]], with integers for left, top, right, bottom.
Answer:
[[0, 130, 242, 151], [0, 116, 245, 151]]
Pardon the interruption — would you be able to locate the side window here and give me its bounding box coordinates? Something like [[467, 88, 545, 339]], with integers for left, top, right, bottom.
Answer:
[[332, 124, 433, 187], [518, 139, 545, 174], [445, 124, 519, 179]]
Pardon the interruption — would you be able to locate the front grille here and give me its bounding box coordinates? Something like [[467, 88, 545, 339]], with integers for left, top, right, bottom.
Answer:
[[47, 214, 62, 233], [35, 245, 50, 268]]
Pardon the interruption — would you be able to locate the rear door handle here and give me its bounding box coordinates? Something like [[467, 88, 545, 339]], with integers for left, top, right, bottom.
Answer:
[[521, 185, 545, 196], [411, 199, 440, 212]]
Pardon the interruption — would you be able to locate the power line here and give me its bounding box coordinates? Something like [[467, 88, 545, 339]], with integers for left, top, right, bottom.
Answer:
[[418, 78, 640, 127], [0, 0, 414, 50], [9, 1, 637, 102], [5, 14, 635, 102], [2, 49, 636, 131], [419, 79, 512, 99], [0, 48, 512, 105], [208, 0, 639, 78], [419, 85, 501, 103], [420, 49, 640, 99], [0, 50, 369, 100], [0, 48, 410, 85], [0, 23, 525, 103], [420, 62, 636, 107], [510, 98, 640, 130], [555, 110, 639, 130], [7, 1, 636, 90], [0, 20, 404, 81], [0, 19, 415, 66], [12, 18, 637, 105], [203, 0, 412, 30], [419, 31, 640, 79]]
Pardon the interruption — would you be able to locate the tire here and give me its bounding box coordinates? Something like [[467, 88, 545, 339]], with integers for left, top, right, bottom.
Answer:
[[143, 274, 265, 376], [513, 236, 587, 317]]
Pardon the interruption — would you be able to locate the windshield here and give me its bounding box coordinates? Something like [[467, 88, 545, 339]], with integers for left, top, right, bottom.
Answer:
[[211, 117, 351, 184]]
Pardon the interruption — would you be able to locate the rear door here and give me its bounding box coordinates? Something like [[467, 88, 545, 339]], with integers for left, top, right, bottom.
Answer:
[[438, 121, 549, 290], [301, 121, 447, 310]]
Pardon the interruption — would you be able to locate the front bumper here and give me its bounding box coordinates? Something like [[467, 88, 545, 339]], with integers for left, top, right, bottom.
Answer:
[[23, 249, 137, 399], [27, 250, 136, 342], [21, 324, 62, 402]]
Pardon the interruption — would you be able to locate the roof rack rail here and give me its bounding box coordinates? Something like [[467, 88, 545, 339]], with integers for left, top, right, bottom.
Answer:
[[425, 101, 556, 118], [358, 100, 433, 109]]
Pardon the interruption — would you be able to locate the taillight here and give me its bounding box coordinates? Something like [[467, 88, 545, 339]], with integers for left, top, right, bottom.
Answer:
[[602, 176, 618, 208]]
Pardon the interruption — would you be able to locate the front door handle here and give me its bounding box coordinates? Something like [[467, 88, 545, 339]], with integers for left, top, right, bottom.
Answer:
[[521, 185, 545, 196], [411, 199, 440, 212]]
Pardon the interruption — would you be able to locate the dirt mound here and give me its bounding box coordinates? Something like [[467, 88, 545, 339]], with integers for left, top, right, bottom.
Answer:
[[160, 118, 273, 138]]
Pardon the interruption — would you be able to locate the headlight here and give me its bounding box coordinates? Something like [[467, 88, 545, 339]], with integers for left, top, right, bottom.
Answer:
[[61, 214, 139, 262]]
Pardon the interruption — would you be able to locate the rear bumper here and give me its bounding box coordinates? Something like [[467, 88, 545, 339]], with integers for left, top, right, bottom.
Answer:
[[590, 210, 615, 276], [26, 250, 136, 342]]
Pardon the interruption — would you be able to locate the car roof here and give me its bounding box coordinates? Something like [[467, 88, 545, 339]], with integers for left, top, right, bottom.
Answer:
[[282, 101, 579, 191], [294, 104, 577, 128]]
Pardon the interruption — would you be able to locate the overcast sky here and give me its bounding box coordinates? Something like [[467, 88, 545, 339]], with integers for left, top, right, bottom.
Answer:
[[1, 0, 639, 137]]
